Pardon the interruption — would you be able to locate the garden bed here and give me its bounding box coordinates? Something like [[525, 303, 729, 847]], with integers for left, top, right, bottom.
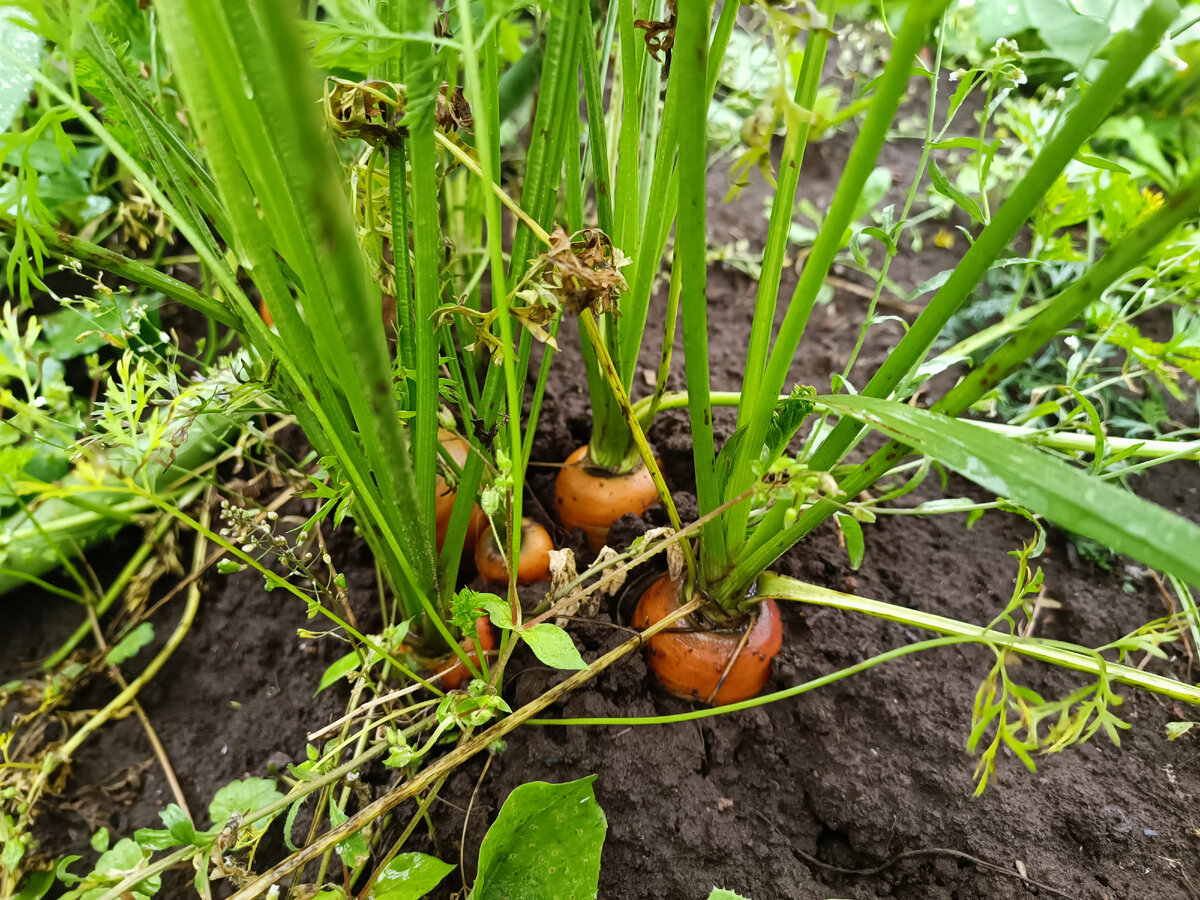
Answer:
[[5, 55, 1199, 900], [8, 247, 1200, 900]]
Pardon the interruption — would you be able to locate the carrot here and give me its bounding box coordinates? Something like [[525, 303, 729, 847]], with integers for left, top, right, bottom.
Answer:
[[475, 517, 554, 584], [555, 445, 660, 551], [441, 617, 496, 690], [633, 573, 782, 705], [435, 428, 485, 554]]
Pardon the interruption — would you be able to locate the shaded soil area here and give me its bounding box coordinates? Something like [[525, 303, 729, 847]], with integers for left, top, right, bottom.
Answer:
[[5, 77, 1200, 900]]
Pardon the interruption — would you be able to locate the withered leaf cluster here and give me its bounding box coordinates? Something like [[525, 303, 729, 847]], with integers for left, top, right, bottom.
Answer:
[[538, 225, 629, 317], [634, 0, 676, 65], [324, 78, 472, 147]]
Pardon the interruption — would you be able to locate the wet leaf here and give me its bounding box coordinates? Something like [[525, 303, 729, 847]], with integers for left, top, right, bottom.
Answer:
[[369, 852, 455, 899], [0, 9, 42, 132], [329, 798, 369, 869], [473, 777, 606, 900]]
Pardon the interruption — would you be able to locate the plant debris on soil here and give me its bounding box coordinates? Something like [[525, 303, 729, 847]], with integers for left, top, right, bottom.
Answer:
[[5, 109, 1200, 900]]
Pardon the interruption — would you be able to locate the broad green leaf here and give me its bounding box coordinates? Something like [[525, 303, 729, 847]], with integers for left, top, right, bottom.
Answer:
[[91, 839, 159, 899], [329, 798, 369, 869], [104, 623, 154, 666], [90, 827, 109, 852], [369, 853, 455, 899], [159, 804, 197, 846], [472, 777, 606, 900], [475, 592, 514, 630], [475, 592, 586, 669], [208, 777, 282, 827], [0, 9, 42, 131], [821, 396, 1200, 587], [708, 891, 750, 900], [521, 623, 587, 670]]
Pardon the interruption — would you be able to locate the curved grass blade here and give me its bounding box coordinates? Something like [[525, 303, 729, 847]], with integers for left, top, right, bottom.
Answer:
[[819, 395, 1200, 587]]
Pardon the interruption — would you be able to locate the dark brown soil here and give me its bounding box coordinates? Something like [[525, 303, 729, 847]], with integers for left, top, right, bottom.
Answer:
[[6, 82, 1200, 900]]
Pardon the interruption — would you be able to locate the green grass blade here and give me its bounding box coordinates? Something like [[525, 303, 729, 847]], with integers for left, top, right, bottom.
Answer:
[[675, 0, 726, 582], [737, 0, 836, 424], [819, 395, 1200, 588], [401, 0, 444, 550]]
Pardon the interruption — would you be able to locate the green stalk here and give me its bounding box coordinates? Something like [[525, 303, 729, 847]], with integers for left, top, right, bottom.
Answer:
[[439, 0, 581, 607], [458, 0, 524, 617], [614, 0, 640, 259], [390, 137, 416, 380], [615, 0, 739, 392], [805, 0, 1181, 473], [155, 0, 443, 632], [528, 638, 965, 725], [721, 0, 949, 554], [756, 574, 1200, 704], [575, 7, 628, 470], [401, 0, 443, 569], [636, 253, 681, 431], [736, 0, 836, 427], [0, 214, 235, 326], [674, 0, 727, 586]]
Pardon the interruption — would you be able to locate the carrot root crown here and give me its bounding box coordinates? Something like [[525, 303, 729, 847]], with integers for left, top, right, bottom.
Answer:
[[555, 444, 661, 551], [634, 573, 782, 705], [476, 517, 553, 584], [435, 428, 485, 554], [440, 617, 497, 690]]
